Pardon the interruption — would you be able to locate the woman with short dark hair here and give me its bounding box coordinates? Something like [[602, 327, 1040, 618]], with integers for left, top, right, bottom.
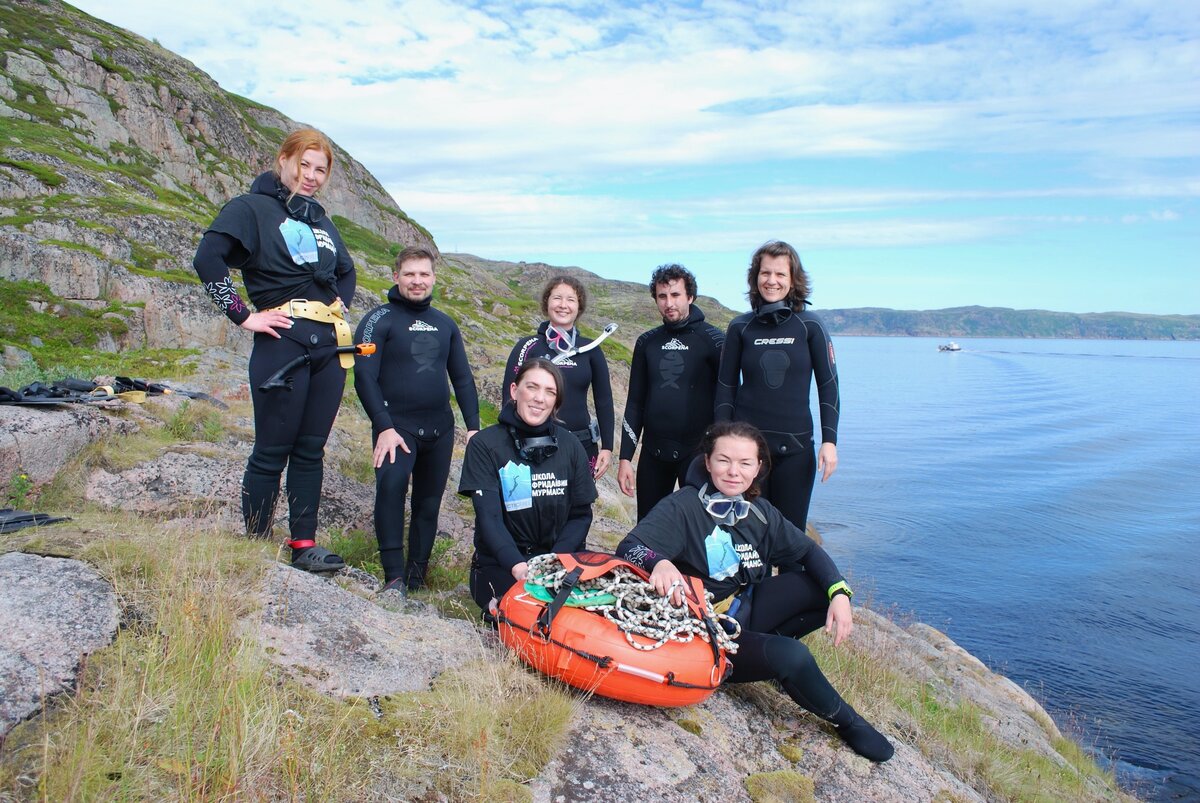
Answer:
[[460, 359, 597, 616], [503, 276, 615, 479]]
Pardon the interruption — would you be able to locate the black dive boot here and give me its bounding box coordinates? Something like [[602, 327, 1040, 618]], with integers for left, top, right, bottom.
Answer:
[[827, 702, 894, 762]]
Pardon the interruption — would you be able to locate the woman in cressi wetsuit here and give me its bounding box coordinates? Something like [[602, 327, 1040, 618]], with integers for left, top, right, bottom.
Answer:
[[192, 128, 355, 572], [459, 359, 597, 618], [714, 240, 839, 532], [615, 420, 892, 762], [503, 276, 615, 480]]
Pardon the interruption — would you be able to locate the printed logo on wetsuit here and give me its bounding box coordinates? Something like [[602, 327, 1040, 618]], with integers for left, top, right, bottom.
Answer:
[[499, 461, 532, 511], [753, 337, 795, 345], [313, 229, 337, 255], [622, 418, 639, 447], [658, 351, 684, 389], [623, 544, 655, 568], [360, 306, 389, 346], [408, 320, 439, 332], [661, 338, 688, 351], [553, 358, 577, 367]]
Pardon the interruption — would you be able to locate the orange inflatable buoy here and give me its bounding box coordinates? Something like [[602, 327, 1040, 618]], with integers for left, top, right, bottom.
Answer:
[[496, 551, 733, 707]]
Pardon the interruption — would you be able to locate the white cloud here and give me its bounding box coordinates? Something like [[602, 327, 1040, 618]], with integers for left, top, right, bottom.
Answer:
[[68, 0, 1200, 313]]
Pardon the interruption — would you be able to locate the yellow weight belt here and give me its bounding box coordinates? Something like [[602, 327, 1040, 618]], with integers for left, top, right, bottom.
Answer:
[[265, 299, 354, 368]]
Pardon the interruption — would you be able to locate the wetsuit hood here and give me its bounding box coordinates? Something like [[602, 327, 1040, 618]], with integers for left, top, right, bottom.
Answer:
[[499, 402, 557, 463], [249, 170, 287, 198], [388, 284, 433, 312], [665, 303, 706, 332], [683, 454, 709, 489], [536, 319, 579, 338], [250, 170, 327, 226]]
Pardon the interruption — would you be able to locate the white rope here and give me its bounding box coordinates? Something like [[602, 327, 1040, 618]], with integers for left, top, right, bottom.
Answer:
[[524, 554, 740, 654]]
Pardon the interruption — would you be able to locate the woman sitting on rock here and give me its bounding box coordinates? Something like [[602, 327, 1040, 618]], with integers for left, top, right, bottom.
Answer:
[[459, 358, 597, 619], [615, 420, 893, 762]]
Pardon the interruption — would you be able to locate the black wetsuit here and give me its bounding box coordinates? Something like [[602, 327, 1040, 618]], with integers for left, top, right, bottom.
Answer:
[[193, 171, 355, 539], [354, 288, 480, 589], [619, 305, 724, 519], [458, 404, 597, 612], [613, 461, 891, 763], [503, 322, 614, 462], [714, 307, 839, 531]]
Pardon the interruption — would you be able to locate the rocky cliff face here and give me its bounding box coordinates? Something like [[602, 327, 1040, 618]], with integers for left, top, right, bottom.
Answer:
[[0, 0, 434, 353]]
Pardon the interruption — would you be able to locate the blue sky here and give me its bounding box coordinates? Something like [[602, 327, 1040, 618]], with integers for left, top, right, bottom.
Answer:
[[74, 0, 1199, 315]]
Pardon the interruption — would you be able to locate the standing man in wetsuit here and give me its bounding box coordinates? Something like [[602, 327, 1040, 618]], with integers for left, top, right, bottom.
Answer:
[[617, 264, 725, 520], [354, 246, 480, 592]]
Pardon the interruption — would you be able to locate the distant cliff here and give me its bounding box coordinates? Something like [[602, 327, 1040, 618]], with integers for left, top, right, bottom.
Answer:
[[818, 306, 1200, 340], [0, 0, 434, 354]]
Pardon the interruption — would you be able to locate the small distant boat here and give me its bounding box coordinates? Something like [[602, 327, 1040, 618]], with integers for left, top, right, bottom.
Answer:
[[938, 341, 962, 352]]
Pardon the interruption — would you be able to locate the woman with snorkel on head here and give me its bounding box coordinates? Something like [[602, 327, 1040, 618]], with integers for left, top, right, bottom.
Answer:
[[192, 128, 355, 573], [503, 275, 615, 480]]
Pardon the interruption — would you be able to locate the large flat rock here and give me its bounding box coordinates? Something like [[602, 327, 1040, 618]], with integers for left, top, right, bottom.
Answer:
[[0, 552, 119, 738]]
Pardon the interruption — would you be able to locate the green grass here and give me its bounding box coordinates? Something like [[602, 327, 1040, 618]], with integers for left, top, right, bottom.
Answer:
[[0, 513, 573, 801], [163, 400, 224, 442], [803, 625, 1127, 802], [0, 279, 200, 386], [91, 52, 135, 82], [478, 397, 500, 428], [331, 214, 401, 268], [226, 93, 287, 145], [0, 155, 66, 187], [0, 531, 381, 801], [39, 238, 105, 258]]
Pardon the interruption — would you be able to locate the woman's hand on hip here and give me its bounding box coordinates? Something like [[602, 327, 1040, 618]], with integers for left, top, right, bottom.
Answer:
[[240, 310, 293, 338]]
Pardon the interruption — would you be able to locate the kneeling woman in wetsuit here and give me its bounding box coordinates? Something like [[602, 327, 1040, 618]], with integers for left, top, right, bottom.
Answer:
[[459, 359, 598, 616], [192, 128, 355, 572], [615, 420, 893, 762]]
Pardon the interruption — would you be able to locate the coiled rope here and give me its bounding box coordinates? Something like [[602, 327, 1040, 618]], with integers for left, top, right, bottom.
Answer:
[[524, 554, 740, 654]]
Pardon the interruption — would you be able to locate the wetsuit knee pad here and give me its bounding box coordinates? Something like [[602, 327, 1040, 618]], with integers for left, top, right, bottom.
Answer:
[[246, 443, 292, 475], [291, 434, 327, 465], [763, 635, 818, 684]]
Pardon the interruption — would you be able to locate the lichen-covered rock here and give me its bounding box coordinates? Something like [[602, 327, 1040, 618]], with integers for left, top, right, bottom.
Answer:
[[252, 562, 481, 697], [0, 403, 138, 485], [83, 446, 374, 533], [0, 552, 119, 738]]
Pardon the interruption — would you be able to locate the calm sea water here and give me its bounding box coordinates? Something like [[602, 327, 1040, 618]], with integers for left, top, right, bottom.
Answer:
[[808, 337, 1200, 801]]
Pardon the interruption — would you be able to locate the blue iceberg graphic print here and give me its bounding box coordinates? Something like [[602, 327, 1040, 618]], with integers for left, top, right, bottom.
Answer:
[[499, 460, 532, 512], [704, 525, 740, 581], [279, 218, 319, 265]]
